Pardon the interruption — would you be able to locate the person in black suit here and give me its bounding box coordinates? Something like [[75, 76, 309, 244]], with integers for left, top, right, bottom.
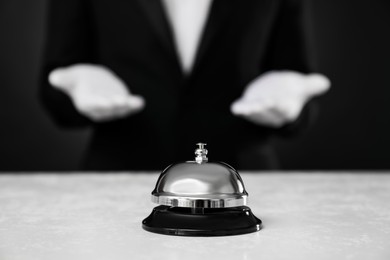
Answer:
[[40, 0, 330, 170]]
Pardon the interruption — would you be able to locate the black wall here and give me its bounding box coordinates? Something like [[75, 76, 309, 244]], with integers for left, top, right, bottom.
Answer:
[[0, 0, 389, 171]]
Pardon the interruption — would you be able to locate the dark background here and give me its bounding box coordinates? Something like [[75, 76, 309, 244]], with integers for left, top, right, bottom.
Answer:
[[0, 0, 389, 171]]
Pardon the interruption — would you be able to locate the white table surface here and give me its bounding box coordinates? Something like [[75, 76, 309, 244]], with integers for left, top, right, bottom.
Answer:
[[0, 172, 389, 260]]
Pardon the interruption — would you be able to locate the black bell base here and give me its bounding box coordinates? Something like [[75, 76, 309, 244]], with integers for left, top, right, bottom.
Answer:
[[142, 205, 262, 236]]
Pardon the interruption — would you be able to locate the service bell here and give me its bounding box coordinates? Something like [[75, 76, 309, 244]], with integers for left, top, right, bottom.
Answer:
[[142, 143, 262, 236]]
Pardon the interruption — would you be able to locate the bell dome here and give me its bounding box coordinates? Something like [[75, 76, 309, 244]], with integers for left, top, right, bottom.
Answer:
[[151, 143, 248, 208]]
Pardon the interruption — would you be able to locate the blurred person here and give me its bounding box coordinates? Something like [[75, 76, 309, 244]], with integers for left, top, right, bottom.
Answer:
[[40, 0, 330, 170]]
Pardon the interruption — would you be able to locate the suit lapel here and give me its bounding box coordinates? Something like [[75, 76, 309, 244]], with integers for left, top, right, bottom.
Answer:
[[136, 0, 178, 61], [191, 0, 235, 76], [136, 0, 235, 77]]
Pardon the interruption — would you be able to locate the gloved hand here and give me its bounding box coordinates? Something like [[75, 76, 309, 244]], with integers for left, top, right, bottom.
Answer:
[[231, 71, 330, 128], [49, 64, 145, 122]]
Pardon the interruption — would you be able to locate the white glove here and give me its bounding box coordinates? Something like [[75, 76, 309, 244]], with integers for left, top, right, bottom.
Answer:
[[48, 64, 145, 122], [231, 71, 330, 128]]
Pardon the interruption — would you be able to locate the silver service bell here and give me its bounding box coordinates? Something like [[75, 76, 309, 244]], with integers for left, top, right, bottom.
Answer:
[[142, 143, 262, 236]]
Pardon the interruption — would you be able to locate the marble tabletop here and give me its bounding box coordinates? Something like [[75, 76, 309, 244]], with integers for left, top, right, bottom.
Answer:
[[0, 172, 389, 260]]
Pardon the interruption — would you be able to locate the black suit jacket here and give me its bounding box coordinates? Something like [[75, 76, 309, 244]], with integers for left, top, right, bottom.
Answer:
[[40, 0, 315, 170]]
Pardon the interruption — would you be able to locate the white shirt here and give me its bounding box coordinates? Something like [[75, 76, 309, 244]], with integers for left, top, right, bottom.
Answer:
[[161, 0, 213, 74]]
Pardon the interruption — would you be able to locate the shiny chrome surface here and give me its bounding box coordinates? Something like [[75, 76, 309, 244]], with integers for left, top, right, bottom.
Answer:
[[151, 160, 248, 208]]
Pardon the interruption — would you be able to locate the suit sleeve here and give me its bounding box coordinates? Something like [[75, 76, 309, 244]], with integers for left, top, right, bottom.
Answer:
[[265, 0, 319, 136], [39, 0, 95, 128], [264, 0, 316, 72]]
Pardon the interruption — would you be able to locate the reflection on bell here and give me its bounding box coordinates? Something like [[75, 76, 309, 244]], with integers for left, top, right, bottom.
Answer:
[[142, 143, 262, 236]]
